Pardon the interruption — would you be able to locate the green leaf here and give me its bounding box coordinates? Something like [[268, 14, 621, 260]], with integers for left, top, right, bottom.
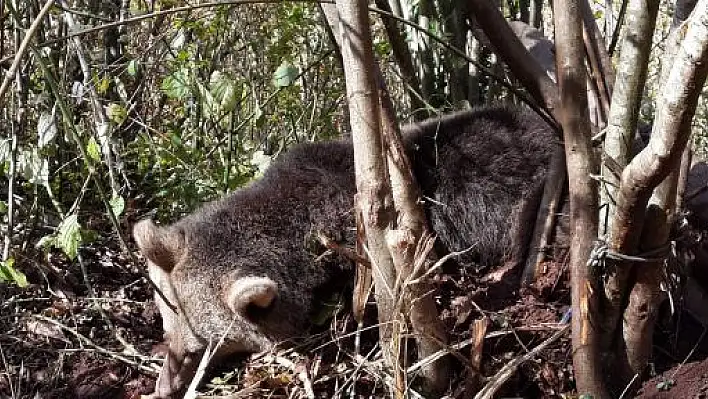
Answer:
[[210, 371, 235, 385], [169, 132, 182, 146], [57, 214, 82, 261], [272, 62, 299, 88], [310, 291, 344, 326], [0, 258, 28, 287], [209, 71, 239, 114], [96, 76, 110, 94], [110, 194, 125, 217], [36, 234, 57, 249], [161, 68, 191, 99], [0, 201, 6, 213], [106, 103, 128, 125], [19, 149, 49, 186], [81, 229, 99, 244], [87, 137, 101, 163], [656, 379, 675, 391], [0, 265, 9, 282], [127, 59, 139, 77], [37, 112, 58, 148], [0, 138, 9, 165], [197, 82, 217, 118]]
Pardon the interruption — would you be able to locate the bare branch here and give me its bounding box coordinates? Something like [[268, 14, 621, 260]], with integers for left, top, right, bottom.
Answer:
[[608, 0, 708, 383], [462, 0, 559, 115], [0, 0, 54, 107]]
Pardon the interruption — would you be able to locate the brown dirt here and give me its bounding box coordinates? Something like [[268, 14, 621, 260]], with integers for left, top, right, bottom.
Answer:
[[637, 359, 708, 398]]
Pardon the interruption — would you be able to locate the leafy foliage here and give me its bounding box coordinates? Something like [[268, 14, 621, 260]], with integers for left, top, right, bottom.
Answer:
[[1, 1, 349, 277], [0, 258, 27, 287]]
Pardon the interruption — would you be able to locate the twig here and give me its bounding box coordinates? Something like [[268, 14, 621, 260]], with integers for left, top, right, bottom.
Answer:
[[350, 351, 427, 399], [467, 318, 489, 391], [618, 373, 640, 399], [670, 326, 708, 380], [407, 336, 477, 374], [2, 114, 18, 262], [317, 231, 370, 267], [184, 318, 238, 397], [311, 321, 393, 352], [33, 315, 159, 374], [608, 0, 630, 56], [473, 324, 570, 399], [184, 340, 215, 399], [0, 340, 16, 398], [60, 0, 119, 193], [0, 0, 55, 108], [406, 244, 476, 287], [331, 344, 379, 398], [39, 0, 293, 48]]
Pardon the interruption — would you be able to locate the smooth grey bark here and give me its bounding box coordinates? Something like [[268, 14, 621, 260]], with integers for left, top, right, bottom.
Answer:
[[599, 0, 659, 239]]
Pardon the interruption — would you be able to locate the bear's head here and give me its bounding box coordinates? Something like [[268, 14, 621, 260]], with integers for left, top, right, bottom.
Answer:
[[134, 218, 304, 397]]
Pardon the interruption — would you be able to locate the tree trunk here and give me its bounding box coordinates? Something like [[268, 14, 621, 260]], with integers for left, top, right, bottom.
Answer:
[[552, 0, 608, 397], [333, 0, 400, 381], [530, 0, 543, 28], [599, 1, 660, 356], [325, 2, 450, 393], [377, 77, 451, 395], [441, 0, 469, 107], [374, 0, 425, 116], [607, 0, 708, 386], [599, 0, 659, 239], [522, 150, 566, 284], [417, 0, 437, 105], [580, 18, 610, 126], [580, 0, 615, 93], [467, 28, 483, 105]]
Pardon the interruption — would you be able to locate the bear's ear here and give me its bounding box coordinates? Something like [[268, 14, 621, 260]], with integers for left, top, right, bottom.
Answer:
[[133, 219, 185, 272], [225, 276, 278, 318]]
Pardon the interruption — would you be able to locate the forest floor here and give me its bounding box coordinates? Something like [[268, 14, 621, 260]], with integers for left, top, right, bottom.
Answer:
[[1, 218, 708, 398]]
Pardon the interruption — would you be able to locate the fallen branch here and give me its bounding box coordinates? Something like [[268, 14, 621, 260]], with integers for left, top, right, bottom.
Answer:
[[473, 324, 570, 399]]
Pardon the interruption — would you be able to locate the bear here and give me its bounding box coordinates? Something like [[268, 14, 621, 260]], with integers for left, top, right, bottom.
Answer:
[[133, 106, 560, 397]]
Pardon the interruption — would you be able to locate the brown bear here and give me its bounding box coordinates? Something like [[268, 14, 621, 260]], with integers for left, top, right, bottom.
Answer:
[[133, 106, 559, 397]]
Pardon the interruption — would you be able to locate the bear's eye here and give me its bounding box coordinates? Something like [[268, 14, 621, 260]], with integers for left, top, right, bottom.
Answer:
[[245, 297, 276, 322]]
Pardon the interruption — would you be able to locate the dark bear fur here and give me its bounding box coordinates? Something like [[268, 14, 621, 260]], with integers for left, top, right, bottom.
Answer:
[[133, 105, 559, 397]]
